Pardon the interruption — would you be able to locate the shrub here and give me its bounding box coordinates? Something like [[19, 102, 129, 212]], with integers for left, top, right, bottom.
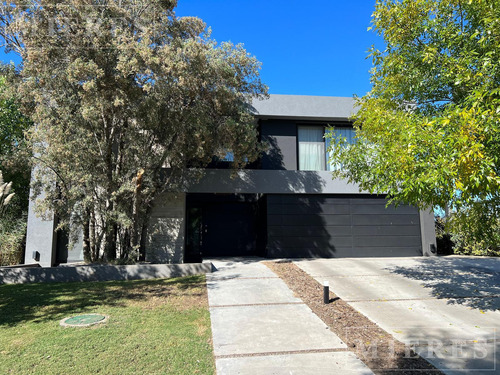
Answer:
[[435, 216, 454, 255], [0, 170, 14, 216], [0, 217, 26, 266], [0, 171, 26, 265], [448, 204, 500, 257]]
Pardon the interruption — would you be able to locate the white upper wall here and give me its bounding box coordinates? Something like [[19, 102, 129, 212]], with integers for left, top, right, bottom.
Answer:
[[251, 94, 358, 121]]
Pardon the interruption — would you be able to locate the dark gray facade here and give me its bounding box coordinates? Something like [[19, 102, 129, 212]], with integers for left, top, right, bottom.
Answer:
[[260, 120, 298, 170], [24, 94, 436, 266], [183, 94, 436, 260]]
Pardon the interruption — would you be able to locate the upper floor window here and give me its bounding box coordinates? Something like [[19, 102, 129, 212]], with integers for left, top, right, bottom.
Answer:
[[325, 127, 356, 171], [298, 125, 355, 171], [298, 126, 325, 171]]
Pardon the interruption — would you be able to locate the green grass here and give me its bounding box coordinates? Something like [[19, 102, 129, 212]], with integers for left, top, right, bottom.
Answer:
[[0, 275, 215, 375]]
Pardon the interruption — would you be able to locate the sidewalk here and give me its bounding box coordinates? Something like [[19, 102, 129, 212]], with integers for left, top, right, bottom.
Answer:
[[206, 258, 372, 375]]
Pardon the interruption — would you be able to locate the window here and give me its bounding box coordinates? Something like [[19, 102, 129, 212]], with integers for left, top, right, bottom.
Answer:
[[325, 127, 356, 171], [298, 125, 355, 171], [298, 126, 325, 171]]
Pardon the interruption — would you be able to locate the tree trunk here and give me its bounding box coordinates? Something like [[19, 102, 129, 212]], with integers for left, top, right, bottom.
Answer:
[[83, 211, 91, 263], [104, 212, 117, 261], [103, 112, 116, 261], [138, 204, 152, 262], [91, 210, 98, 262], [131, 169, 145, 254], [106, 224, 117, 261], [121, 228, 130, 259]]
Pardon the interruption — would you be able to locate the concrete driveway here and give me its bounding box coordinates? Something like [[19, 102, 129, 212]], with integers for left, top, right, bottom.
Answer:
[[295, 256, 500, 375]]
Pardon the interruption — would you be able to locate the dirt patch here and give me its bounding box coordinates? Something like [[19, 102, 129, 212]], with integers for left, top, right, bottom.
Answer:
[[264, 261, 443, 375]]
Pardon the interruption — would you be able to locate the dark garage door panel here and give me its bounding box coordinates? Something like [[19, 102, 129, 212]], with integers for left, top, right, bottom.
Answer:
[[269, 246, 422, 258], [269, 235, 353, 249], [350, 203, 419, 215], [266, 195, 422, 258], [353, 235, 421, 247], [352, 225, 420, 236], [268, 225, 353, 237], [352, 214, 420, 226], [268, 214, 352, 226], [268, 203, 351, 215], [271, 195, 351, 205]]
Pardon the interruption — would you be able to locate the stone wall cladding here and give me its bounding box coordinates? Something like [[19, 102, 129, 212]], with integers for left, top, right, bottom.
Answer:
[[146, 193, 186, 264]]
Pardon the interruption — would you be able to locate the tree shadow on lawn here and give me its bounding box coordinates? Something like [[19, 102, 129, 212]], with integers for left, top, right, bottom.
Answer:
[[0, 274, 206, 327], [385, 257, 500, 312]]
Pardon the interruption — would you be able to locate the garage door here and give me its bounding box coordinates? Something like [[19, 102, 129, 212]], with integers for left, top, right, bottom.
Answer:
[[266, 194, 422, 258]]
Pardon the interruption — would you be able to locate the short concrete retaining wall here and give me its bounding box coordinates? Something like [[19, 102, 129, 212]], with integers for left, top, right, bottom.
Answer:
[[0, 263, 213, 285]]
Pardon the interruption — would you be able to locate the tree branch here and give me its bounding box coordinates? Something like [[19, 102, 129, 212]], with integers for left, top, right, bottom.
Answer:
[[31, 155, 69, 193]]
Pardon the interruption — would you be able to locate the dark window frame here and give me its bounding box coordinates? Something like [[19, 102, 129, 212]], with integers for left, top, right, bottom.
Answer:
[[296, 121, 354, 171]]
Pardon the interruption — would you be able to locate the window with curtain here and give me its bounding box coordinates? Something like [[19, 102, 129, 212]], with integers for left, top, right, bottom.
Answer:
[[325, 127, 356, 171], [298, 126, 325, 171]]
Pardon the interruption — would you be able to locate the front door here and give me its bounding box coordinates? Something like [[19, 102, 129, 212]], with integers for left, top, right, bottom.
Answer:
[[185, 194, 264, 262], [201, 202, 257, 257]]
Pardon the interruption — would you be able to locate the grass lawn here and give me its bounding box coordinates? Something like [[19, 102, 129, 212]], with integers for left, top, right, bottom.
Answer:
[[0, 275, 215, 375]]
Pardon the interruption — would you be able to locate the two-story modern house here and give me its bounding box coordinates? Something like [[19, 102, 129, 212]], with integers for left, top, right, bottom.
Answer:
[[24, 94, 437, 267]]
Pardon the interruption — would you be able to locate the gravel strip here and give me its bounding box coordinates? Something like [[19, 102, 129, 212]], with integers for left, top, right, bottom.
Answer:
[[215, 347, 349, 359], [210, 301, 305, 308]]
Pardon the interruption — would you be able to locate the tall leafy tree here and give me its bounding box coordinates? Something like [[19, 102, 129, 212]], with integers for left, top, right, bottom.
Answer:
[[329, 0, 500, 215], [0, 71, 32, 215], [1, 0, 267, 261]]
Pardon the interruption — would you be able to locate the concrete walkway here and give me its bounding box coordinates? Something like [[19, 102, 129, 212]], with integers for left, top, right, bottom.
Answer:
[[296, 256, 500, 375], [206, 258, 372, 375]]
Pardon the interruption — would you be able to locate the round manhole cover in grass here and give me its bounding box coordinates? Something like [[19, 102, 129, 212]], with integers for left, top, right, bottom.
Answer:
[[60, 314, 108, 327]]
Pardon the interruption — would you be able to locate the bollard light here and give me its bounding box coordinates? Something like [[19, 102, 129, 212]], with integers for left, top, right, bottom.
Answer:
[[323, 280, 329, 304]]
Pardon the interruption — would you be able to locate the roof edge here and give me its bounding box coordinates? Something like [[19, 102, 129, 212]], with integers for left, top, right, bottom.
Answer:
[[251, 94, 358, 120]]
